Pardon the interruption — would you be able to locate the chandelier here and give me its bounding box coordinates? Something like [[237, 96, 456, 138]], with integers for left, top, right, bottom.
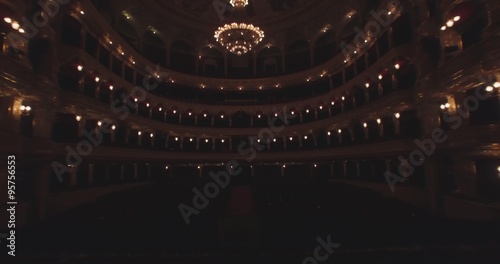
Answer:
[[230, 0, 248, 8], [214, 22, 265, 56]]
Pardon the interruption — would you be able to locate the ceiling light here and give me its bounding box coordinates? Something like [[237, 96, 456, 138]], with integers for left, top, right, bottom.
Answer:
[[97, 121, 102, 126], [4, 17, 12, 23], [394, 63, 400, 70], [76, 115, 82, 121], [190, 138, 193, 142], [304, 136, 308, 139], [365, 82, 370, 88], [138, 131, 142, 136], [150, 133, 154, 138], [95, 77, 100, 82], [80, 11, 85, 15], [440, 26, 447, 31], [378, 74, 383, 80], [109, 85, 113, 90], [159, 107, 162, 111], [146, 103, 150, 107], [205, 139, 209, 143], [377, 119, 382, 124], [440, 104, 446, 110], [18, 28, 24, 33], [173, 110, 177, 114], [112, 125, 116, 130], [214, 23, 265, 55], [289, 137, 293, 141], [11, 21, 19, 30], [77, 65, 83, 71], [395, 113, 401, 119], [445, 103, 451, 108], [493, 82, 500, 88], [175, 137, 179, 141], [109, 41, 113, 45], [327, 132, 331, 136], [338, 129, 342, 133], [446, 20, 454, 27], [486, 86, 494, 92], [453, 16, 460, 22], [363, 123, 367, 128], [221, 139, 225, 143]]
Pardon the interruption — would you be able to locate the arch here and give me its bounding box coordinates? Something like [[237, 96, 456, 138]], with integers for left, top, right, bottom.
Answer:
[[446, 1, 488, 49], [313, 30, 337, 66], [61, 14, 82, 47], [170, 40, 196, 74], [285, 39, 310, 73], [257, 45, 282, 77], [199, 45, 224, 77], [115, 12, 139, 49], [143, 29, 167, 67]]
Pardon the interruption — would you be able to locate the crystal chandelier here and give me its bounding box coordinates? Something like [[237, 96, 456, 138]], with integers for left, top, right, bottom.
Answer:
[[214, 23, 265, 55]]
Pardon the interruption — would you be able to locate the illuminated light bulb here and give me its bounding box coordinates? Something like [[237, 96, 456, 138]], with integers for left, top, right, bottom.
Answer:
[[4, 17, 12, 23], [205, 139, 209, 143], [327, 132, 331, 136], [133, 98, 138, 102], [132, 61, 136, 64], [342, 96, 345, 101], [80, 11, 85, 15], [497, 166, 500, 172], [445, 103, 451, 108], [440, 104, 446, 110], [306, 109, 310, 113], [304, 136, 308, 139], [338, 129, 342, 133], [97, 121, 102, 126], [146, 103, 150, 108], [203, 113, 207, 117], [188, 112, 192, 116], [159, 107, 162, 111], [441, 26, 447, 31], [291, 111, 295, 115], [453, 16, 460, 22], [11, 22, 19, 30], [26, 106, 31, 111], [121, 52, 125, 55], [198, 166, 201, 169], [165, 166, 169, 169], [109, 41, 113, 45], [220, 115, 224, 118], [111, 125, 116, 130], [395, 113, 401, 119], [365, 83, 370, 88], [109, 85, 113, 91], [314, 164, 317, 168], [190, 138, 193, 142], [319, 106, 323, 110], [150, 133, 154, 138], [77, 65, 83, 71], [446, 20, 454, 27], [486, 86, 494, 92], [257, 139, 261, 143], [388, 11, 392, 15], [257, 115, 261, 118], [378, 74, 383, 80], [95, 77, 100, 82], [377, 119, 382, 124], [76, 115, 82, 121], [363, 123, 368, 128], [138, 131, 142, 135], [274, 113, 278, 117], [20, 105, 26, 111], [394, 63, 400, 70], [273, 138, 277, 142], [283, 165, 286, 168], [18, 28, 24, 33], [289, 137, 293, 141], [175, 137, 179, 141], [173, 110, 177, 114], [494, 82, 500, 88], [221, 139, 225, 143], [331, 101, 335, 105]]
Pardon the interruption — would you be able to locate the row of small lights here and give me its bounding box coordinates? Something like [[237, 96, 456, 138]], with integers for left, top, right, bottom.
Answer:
[[440, 16, 461, 31], [440, 82, 500, 110], [3, 17, 24, 33]]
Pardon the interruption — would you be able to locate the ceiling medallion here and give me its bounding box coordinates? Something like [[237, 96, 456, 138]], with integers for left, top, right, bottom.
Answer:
[[214, 23, 264, 55]]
